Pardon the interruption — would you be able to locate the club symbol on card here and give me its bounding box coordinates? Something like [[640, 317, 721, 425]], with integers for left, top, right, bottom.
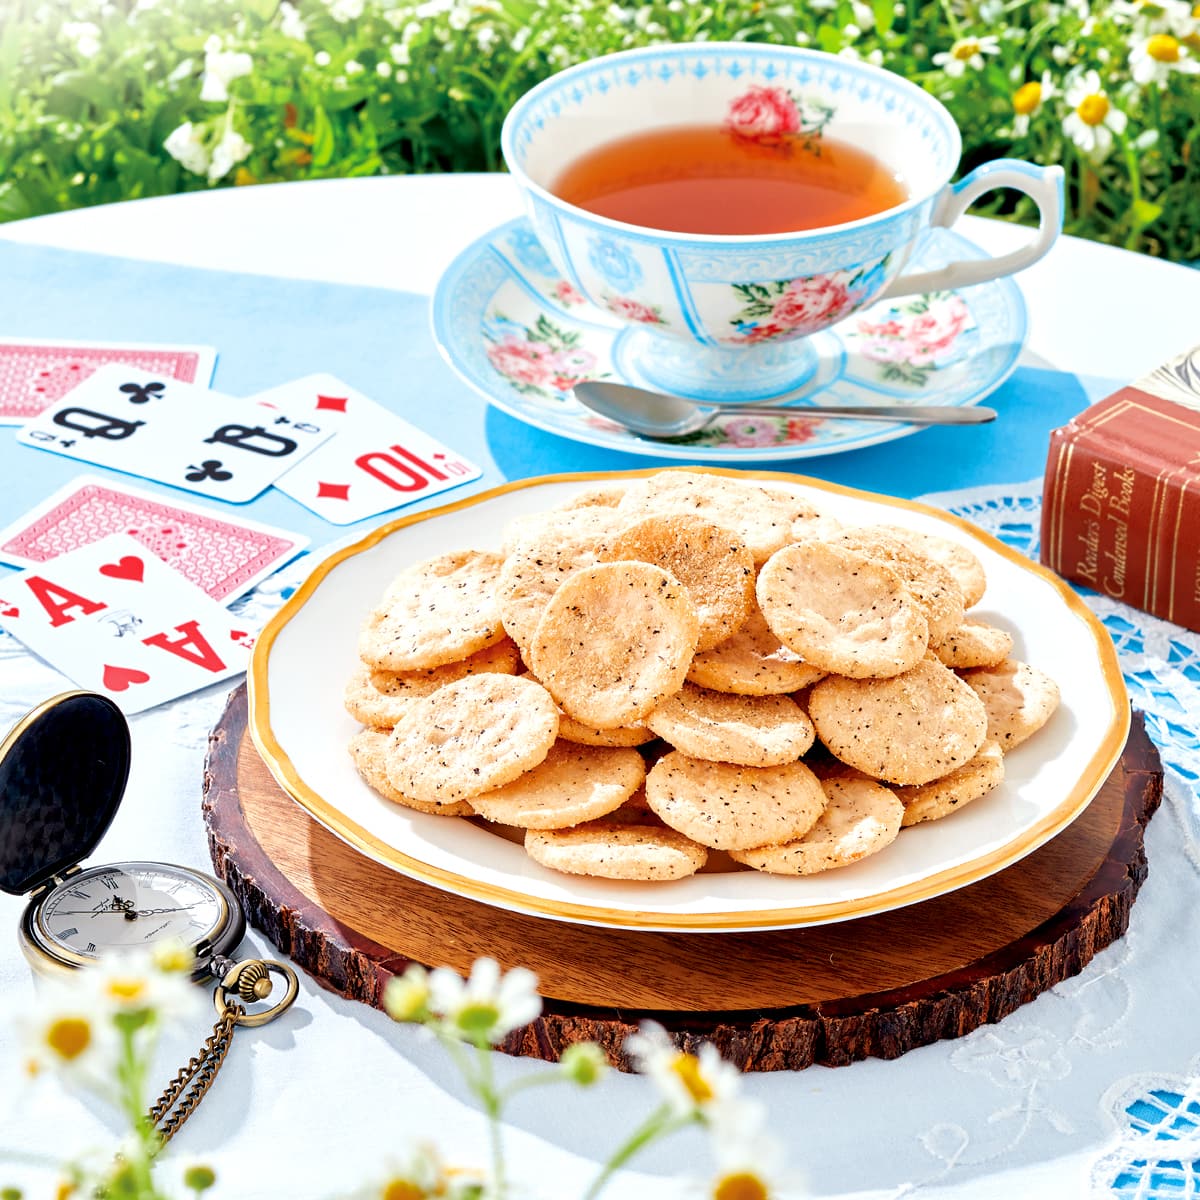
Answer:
[[102, 664, 151, 692], [185, 460, 234, 483], [119, 380, 166, 404], [99, 555, 145, 583], [97, 610, 144, 638]]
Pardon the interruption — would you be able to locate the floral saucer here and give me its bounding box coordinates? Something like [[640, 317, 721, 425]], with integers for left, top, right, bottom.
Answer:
[[431, 218, 1027, 461]]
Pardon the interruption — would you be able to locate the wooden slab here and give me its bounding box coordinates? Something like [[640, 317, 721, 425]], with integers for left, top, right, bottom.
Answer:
[[203, 684, 1162, 1071]]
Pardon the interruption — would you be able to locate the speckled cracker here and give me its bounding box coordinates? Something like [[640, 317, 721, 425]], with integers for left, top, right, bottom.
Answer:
[[616, 470, 823, 564], [757, 540, 929, 679], [897, 740, 1005, 826], [645, 751, 826, 850], [347, 639, 523, 729], [496, 507, 627, 656], [829, 526, 965, 645], [384, 674, 559, 803], [605, 513, 755, 652], [809, 654, 989, 785], [556, 482, 630, 511], [932, 620, 1013, 669], [358, 549, 506, 671], [962, 659, 1061, 750], [730, 777, 903, 874], [645, 683, 814, 767], [877, 524, 987, 608], [469, 740, 646, 829], [347, 729, 473, 816], [524, 822, 707, 880], [529, 561, 699, 730], [686, 606, 825, 695]]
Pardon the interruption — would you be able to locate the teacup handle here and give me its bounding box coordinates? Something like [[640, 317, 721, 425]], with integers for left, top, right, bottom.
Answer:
[[883, 159, 1064, 299]]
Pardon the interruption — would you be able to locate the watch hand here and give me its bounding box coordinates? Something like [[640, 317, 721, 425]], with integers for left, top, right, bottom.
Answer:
[[133, 904, 202, 916]]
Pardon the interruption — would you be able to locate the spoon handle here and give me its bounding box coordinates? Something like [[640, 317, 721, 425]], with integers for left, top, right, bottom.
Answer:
[[717, 403, 997, 426]]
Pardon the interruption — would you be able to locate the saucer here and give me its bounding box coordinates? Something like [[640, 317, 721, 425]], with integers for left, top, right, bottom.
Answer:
[[431, 218, 1027, 462]]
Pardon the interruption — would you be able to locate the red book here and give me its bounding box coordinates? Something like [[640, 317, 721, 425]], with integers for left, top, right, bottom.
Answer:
[[1041, 345, 1200, 630]]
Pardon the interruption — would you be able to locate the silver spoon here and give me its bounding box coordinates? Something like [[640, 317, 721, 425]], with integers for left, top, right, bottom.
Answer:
[[573, 380, 996, 440]]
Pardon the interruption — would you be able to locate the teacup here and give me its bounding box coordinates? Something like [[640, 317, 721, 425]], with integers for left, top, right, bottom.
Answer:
[[500, 43, 1062, 403]]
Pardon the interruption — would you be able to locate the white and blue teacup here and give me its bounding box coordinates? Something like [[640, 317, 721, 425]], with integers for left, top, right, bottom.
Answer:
[[500, 42, 1062, 403]]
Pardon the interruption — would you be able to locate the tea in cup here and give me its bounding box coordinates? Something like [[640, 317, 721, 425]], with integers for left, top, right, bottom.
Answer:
[[500, 43, 1062, 402]]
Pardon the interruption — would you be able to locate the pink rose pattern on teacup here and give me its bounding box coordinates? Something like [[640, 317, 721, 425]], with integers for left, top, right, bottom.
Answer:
[[553, 280, 586, 308], [723, 85, 835, 149], [853, 292, 972, 387], [729, 257, 889, 345], [627, 410, 824, 450], [484, 312, 604, 400], [604, 295, 667, 326]]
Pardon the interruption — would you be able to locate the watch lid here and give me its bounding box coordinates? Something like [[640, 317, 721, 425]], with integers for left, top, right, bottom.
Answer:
[[0, 691, 130, 896]]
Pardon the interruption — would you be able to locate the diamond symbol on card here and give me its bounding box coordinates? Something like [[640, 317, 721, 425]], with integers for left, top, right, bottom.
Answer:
[[315, 395, 349, 413], [317, 482, 351, 501]]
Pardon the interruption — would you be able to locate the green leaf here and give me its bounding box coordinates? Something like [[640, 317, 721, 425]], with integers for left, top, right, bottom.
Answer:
[[1130, 198, 1164, 228], [873, 0, 895, 33], [311, 106, 334, 167]]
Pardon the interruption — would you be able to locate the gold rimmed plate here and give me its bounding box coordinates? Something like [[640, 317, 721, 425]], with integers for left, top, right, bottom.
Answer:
[[247, 470, 1128, 933]]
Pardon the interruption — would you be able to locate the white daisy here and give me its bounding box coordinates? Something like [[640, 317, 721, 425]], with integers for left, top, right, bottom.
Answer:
[[932, 35, 1001, 77], [1129, 32, 1199, 83], [1012, 71, 1057, 134], [16, 981, 117, 1087], [87, 947, 202, 1023], [199, 35, 252, 103], [383, 963, 432, 1023], [1062, 69, 1127, 160], [427, 957, 542, 1043], [625, 1022, 745, 1127], [164, 121, 210, 177]]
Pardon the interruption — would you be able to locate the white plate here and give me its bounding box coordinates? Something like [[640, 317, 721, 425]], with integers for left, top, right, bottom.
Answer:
[[248, 471, 1129, 933]]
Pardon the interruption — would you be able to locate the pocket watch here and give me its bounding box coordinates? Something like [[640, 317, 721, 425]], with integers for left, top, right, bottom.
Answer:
[[1, 691, 297, 1140]]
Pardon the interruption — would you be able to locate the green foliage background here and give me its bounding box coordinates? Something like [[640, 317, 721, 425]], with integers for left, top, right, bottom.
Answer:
[[1, 0, 1197, 258]]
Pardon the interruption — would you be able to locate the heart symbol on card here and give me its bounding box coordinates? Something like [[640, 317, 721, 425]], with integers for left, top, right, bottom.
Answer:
[[100, 556, 145, 583], [102, 664, 151, 692], [230, 630, 256, 648], [0, 602, 17, 618]]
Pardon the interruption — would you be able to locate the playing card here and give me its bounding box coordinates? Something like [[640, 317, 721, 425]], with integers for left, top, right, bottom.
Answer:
[[0, 337, 217, 425], [17, 364, 334, 503], [0, 533, 253, 714], [0, 476, 309, 602], [253, 374, 482, 524]]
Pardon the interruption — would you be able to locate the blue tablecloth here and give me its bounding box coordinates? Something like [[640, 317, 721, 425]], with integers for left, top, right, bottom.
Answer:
[[0, 238, 1106, 560]]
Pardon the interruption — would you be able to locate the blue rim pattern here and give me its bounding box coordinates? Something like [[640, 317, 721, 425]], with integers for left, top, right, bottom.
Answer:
[[430, 216, 1028, 463]]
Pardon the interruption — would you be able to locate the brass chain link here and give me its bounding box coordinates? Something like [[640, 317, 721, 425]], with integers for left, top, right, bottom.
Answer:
[[148, 1002, 245, 1146]]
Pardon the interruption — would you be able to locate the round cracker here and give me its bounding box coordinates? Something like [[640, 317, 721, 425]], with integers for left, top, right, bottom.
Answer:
[[556, 482, 630, 511], [686, 606, 825, 695], [358, 549, 506, 671], [644, 751, 826, 850], [757, 540, 929, 679], [962, 659, 1061, 750], [347, 729, 473, 816], [348, 639, 524, 729], [605, 513, 755, 652], [529, 561, 700, 730], [616, 470, 823, 565], [524, 823, 707, 880], [645, 683, 814, 767], [932, 620, 1013, 669], [730, 777, 902, 874], [877, 524, 987, 608], [469, 740, 646, 829], [809, 654, 989, 785], [828, 526, 965, 645], [897, 740, 1005, 826], [384, 674, 559, 803], [496, 508, 627, 656]]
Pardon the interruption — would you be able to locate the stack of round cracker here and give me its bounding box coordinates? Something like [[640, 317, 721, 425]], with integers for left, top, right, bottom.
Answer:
[[345, 471, 1061, 883]]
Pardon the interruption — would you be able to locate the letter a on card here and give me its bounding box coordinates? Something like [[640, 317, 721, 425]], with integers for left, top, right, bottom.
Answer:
[[143, 620, 227, 674]]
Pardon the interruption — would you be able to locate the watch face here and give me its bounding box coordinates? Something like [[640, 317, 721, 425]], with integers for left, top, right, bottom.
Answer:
[[37, 863, 226, 961]]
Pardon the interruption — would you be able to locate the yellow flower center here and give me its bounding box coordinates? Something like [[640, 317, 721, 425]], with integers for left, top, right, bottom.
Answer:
[[1192, 2, 1200, 16], [106, 977, 149, 1004], [1013, 81, 1043, 115], [1147, 33, 1181, 61], [382, 1181, 425, 1200], [55, 1181, 77, 1200], [669, 1053, 714, 1104], [1077, 94, 1110, 126], [713, 1172, 770, 1200], [952, 40, 981, 60], [45, 1016, 91, 1060]]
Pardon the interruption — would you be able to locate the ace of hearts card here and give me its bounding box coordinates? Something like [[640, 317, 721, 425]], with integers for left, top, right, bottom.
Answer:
[[0, 533, 254, 714], [17, 364, 334, 503]]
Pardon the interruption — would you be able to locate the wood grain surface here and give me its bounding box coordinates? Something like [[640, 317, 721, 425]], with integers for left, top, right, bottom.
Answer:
[[204, 684, 1162, 1070]]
